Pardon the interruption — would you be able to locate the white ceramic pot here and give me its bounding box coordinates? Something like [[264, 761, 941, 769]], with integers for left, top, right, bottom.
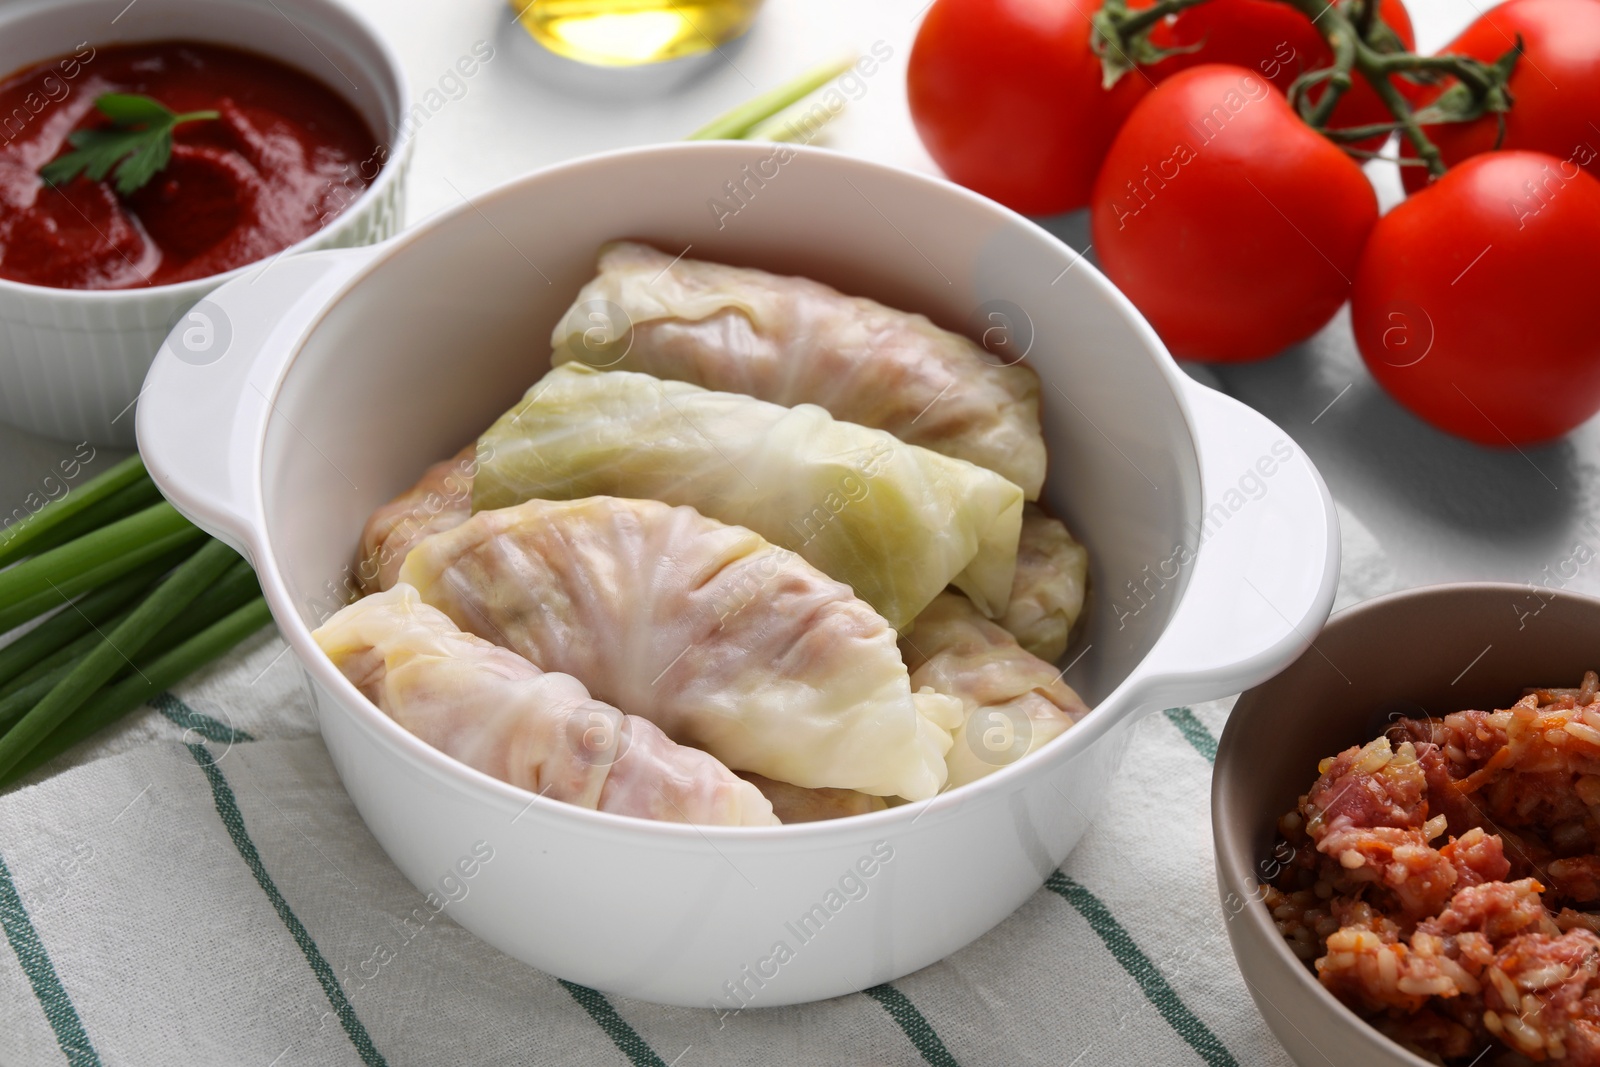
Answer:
[[0, 0, 411, 447], [137, 141, 1340, 1008]]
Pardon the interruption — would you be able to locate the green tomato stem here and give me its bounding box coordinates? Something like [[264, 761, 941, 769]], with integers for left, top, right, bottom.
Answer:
[[1094, 0, 1513, 177], [1371, 51, 1493, 93], [1301, 18, 1358, 129], [1280, 0, 1448, 177], [1099, 0, 1211, 40]]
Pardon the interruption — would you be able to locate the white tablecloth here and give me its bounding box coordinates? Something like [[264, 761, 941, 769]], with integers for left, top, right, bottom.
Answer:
[[0, 501, 1397, 1067]]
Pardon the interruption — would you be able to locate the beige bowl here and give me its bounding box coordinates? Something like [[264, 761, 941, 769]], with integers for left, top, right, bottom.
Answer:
[[1214, 582, 1600, 1066]]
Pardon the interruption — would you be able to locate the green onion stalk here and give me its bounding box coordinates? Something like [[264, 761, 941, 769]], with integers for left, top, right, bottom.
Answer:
[[0, 456, 269, 785]]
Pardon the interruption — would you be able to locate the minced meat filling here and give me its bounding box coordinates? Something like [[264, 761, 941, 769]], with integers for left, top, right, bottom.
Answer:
[[1269, 672, 1600, 1064]]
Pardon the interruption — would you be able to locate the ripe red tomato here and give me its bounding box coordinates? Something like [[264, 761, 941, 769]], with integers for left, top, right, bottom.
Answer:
[[908, 0, 1150, 215], [1146, 0, 1419, 151], [1353, 152, 1600, 444], [1400, 0, 1600, 193], [1091, 65, 1379, 361]]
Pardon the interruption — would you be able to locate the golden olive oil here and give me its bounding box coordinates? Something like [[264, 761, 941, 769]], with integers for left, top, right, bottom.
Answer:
[[511, 0, 762, 67]]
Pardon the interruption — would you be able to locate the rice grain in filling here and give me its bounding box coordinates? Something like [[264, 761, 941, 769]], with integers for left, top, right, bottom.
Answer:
[[1269, 672, 1600, 1064]]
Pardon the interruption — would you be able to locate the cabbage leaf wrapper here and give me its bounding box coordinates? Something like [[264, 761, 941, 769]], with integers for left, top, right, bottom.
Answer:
[[314, 584, 777, 826], [357, 446, 476, 594], [400, 496, 963, 801], [901, 591, 1090, 790], [472, 364, 1024, 629], [552, 241, 1047, 498], [996, 504, 1089, 663]]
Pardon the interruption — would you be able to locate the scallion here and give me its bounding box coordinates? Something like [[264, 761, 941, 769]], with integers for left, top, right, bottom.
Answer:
[[0, 504, 204, 632], [0, 598, 272, 787], [11, 476, 165, 560], [687, 56, 859, 141], [0, 550, 187, 690], [0, 455, 150, 568], [0, 538, 240, 779], [0, 560, 258, 728]]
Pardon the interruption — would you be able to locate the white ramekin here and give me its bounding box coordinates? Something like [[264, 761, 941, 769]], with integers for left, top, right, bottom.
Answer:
[[0, 0, 411, 447], [139, 142, 1340, 1008]]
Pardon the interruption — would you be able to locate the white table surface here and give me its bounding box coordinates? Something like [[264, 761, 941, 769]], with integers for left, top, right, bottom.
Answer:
[[2, 7, 1596, 1065], [5, 0, 1597, 614]]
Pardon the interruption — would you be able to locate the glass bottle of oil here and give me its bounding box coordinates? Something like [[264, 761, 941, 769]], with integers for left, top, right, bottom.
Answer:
[[510, 0, 763, 68]]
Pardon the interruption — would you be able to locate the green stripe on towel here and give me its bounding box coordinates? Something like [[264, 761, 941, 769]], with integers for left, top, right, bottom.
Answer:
[[0, 851, 102, 1067], [155, 692, 254, 745], [1046, 873, 1238, 1067], [863, 983, 961, 1067], [1162, 707, 1219, 764], [188, 743, 387, 1067], [558, 980, 668, 1067]]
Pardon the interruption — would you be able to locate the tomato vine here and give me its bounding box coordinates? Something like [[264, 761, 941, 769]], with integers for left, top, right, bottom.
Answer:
[[1091, 0, 1523, 177]]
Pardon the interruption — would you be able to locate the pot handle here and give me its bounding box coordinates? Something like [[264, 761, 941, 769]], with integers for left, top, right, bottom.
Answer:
[[136, 247, 378, 558], [1126, 377, 1340, 711]]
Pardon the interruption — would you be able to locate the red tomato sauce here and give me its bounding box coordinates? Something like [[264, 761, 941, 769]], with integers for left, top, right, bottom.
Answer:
[[0, 41, 380, 289]]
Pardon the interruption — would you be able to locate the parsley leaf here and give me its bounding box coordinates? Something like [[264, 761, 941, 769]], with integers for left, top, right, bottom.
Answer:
[[40, 93, 219, 196]]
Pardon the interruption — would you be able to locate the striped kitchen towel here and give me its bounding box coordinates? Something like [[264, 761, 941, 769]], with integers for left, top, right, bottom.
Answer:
[[0, 502, 1395, 1066]]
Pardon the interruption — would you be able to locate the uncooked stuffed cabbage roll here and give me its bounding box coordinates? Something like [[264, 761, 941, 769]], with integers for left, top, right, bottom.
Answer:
[[552, 241, 1047, 498], [901, 592, 1091, 789], [472, 364, 1024, 629], [400, 496, 963, 800], [997, 505, 1090, 663], [738, 774, 888, 823], [314, 585, 777, 826], [357, 446, 476, 594]]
